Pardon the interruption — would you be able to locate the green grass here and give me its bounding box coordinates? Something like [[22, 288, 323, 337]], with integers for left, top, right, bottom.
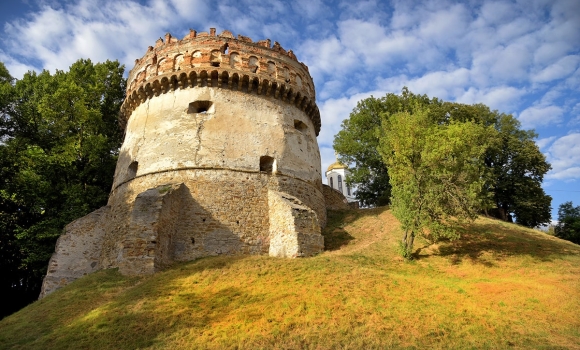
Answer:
[[1, 207, 579, 349]]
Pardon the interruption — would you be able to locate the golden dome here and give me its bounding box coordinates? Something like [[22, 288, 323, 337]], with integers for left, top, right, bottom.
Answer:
[[327, 161, 347, 172]]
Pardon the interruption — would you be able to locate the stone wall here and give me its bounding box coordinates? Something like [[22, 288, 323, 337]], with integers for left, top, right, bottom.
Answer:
[[268, 191, 323, 258], [100, 169, 326, 272], [117, 183, 185, 275], [39, 206, 110, 298], [322, 184, 350, 210]]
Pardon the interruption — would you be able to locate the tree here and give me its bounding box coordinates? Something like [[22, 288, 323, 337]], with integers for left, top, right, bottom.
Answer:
[[555, 202, 580, 244], [333, 88, 440, 206], [0, 59, 125, 318], [334, 89, 552, 226], [378, 105, 494, 258]]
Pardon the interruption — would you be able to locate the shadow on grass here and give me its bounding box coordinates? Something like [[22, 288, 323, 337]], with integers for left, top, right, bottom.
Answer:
[[322, 207, 390, 251], [426, 220, 580, 266]]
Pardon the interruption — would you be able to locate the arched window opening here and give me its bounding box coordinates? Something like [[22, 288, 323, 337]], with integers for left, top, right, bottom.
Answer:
[[260, 156, 275, 173], [188, 100, 214, 114], [329, 177, 334, 189], [268, 61, 276, 77], [249, 56, 259, 73], [229, 52, 240, 68], [338, 175, 343, 192], [210, 50, 221, 67]]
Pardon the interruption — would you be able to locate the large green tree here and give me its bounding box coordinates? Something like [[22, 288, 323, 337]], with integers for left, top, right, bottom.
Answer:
[[555, 202, 580, 244], [334, 89, 552, 227], [441, 103, 552, 227], [378, 105, 493, 257], [333, 88, 440, 206], [0, 59, 125, 318]]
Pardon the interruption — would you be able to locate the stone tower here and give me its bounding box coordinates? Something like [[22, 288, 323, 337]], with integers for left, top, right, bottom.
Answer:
[[40, 29, 326, 297]]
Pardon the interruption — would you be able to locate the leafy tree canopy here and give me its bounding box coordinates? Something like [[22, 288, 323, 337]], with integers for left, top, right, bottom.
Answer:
[[378, 104, 494, 257], [333, 88, 440, 207], [555, 202, 580, 244], [334, 88, 552, 227], [0, 59, 125, 318]]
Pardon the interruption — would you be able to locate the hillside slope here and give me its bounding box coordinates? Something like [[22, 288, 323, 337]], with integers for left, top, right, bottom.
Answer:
[[1, 207, 579, 349]]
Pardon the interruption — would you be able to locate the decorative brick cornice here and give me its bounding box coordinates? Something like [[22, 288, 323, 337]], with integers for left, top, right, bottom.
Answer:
[[121, 28, 320, 135]]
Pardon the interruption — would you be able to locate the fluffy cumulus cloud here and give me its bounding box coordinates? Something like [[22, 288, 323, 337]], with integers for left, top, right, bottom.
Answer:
[[518, 105, 565, 129], [546, 133, 580, 180], [2, 0, 209, 76]]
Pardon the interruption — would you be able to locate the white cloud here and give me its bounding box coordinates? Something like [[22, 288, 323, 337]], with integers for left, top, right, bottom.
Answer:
[[377, 68, 471, 101], [536, 136, 556, 150], [533, 55, 580, 83], [299, 36, 357, 79], [545, 133, 580, 180], [518, 105, 564, 129], [2, 0, 208, 76]]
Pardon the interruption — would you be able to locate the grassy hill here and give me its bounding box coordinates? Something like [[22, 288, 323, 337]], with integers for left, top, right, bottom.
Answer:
[[1, 207, 579, 349]]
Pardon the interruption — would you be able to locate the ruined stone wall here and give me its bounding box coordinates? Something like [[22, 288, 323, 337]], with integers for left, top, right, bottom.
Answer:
[[322, 184, 350, 210], [101, 169, 325, 272], [39, 206, 110, 298]]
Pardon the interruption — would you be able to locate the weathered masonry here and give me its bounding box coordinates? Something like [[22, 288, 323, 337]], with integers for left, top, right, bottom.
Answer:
[[40, 28, 332, 298]]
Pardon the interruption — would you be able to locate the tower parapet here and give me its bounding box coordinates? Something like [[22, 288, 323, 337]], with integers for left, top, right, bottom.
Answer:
[[121, 28, 320, 135]]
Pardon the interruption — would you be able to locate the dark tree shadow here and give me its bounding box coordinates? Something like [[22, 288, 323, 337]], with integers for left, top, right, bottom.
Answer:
[[322, 206, 390, 251], [420, 221, 580, 266]]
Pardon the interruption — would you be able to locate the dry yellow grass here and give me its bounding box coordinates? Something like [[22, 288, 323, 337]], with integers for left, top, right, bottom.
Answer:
[[1, 207, 579, 349]]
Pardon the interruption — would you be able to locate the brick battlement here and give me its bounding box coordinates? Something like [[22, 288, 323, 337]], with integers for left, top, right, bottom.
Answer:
[[121, 28, 320, 135]]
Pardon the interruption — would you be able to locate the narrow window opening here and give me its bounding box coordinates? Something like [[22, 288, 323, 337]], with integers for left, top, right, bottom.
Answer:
[[211, 62, 220, 67], [329, 177, 334, 188], [347, 185, 351, 196], [202, 218, 206, 222], [294, 119, 307, 132], [128, 161, 138, 179], [188, 100, 213, 114], [260, 156, 275, 173], [191, 238, 195, 244], [236, 220, 239, 225], [338, 175, 343, 192]]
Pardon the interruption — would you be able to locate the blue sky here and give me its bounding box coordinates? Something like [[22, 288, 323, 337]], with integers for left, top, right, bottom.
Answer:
[[1, 0, 579, 221]]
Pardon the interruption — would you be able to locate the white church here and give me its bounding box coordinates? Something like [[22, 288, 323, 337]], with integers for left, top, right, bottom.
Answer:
[[325, 161, 358, 204]]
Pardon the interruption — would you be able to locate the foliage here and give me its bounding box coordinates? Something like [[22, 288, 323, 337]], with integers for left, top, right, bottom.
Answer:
[[442, 102, 552, 227], [0, 59, 125, 318], [334, 89, 552, 226], [333, 88, 440, 206], [555, 201, 580, 244], [378, 105, 493, 257]]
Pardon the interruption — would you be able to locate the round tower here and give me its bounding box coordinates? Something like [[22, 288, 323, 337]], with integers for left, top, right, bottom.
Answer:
[[101, 29, 325, 274]]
